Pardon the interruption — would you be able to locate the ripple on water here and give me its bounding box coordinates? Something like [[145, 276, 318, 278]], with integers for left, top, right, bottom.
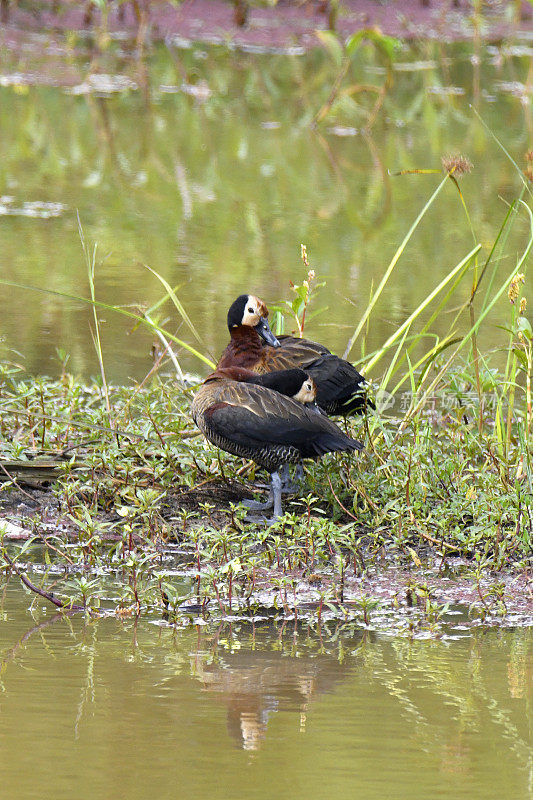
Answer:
[[0, 197, 66, 218]]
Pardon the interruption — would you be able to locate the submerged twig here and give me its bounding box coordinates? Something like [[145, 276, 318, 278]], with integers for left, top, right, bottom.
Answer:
[[2, 551, 84, 611]]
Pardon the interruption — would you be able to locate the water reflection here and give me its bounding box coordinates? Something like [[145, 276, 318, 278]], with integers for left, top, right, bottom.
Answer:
[[190, 623, 365, 750], [1, 581, 532, 800]]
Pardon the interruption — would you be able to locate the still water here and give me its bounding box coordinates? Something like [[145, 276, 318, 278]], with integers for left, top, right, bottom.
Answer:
[[1, 38, 532, 381], [0, 582, 531, 799]]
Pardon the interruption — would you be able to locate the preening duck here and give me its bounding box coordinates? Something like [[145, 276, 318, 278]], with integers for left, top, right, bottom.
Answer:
[[217, 294, 373, 416], [213, 366, 322, 493], [214, 366, 319, 409], [191, 371, 362, 520]]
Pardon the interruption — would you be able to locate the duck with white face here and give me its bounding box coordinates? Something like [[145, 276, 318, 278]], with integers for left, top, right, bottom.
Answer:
[[219, 293, 374, 417], [225, 294, 281, 350], [202, 366, 322, 500], [291, 375, 317, 405], [245, 368, 320, 414], [245, 368, 323, 492], [192, 368, 363, 522], [212, 366, 321, 415]]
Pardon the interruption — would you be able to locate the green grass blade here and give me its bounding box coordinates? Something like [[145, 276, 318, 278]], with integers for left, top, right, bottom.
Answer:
[[144, 265, 203, 344], [343, 172, 451, 359], [0, 279, 216, 369], [364, 244, 480, 374]]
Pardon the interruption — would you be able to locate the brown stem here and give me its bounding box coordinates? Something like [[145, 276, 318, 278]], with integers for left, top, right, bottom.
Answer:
[[326, 473, 358, 521], [2, 612, 75, 671], [0, 462, 36, 501], [314, 57, 351, 124], [2, 551, 84, 611]]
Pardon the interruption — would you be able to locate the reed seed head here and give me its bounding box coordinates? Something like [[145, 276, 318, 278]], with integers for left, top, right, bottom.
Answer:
[[508, 273, 525, 304], [519, 297, 527, 315], [441, 154, 473, 176], [524, 151, 533, 182]]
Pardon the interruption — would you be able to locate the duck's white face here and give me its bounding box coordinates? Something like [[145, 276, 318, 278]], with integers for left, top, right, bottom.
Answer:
[[292, 377, 316, 404], [227, 293, 281, 347], [240, 295, 268, 327]]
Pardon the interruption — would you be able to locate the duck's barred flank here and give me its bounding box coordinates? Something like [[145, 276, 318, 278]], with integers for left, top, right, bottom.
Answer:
[[191, 375, 362, 475], [194, 421, 302, 473]]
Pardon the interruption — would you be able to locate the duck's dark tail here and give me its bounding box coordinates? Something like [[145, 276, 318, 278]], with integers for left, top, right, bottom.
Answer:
[[303, 431, 363, 459], [306, 356, 375, 416]]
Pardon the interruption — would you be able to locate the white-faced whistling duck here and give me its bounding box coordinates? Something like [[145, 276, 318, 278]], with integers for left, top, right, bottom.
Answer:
[[217, 294, 374, 416], [214, 365, 322, 495], [214, 366, 320, 411], [191, 368, 363, 521]]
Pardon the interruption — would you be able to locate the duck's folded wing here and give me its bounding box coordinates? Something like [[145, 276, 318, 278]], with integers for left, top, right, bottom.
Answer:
[[204, 383, 363, 457], [261, 335, 330, 369], [262, 344, 373, 413], [304, 355, 373, 409]]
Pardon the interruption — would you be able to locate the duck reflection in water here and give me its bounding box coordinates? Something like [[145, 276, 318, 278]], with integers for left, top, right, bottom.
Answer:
[[191, 625, 366, 750]]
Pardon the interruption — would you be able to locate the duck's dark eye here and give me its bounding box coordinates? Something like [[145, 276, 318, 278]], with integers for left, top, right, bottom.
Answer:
[[248, 307, 254, 313]]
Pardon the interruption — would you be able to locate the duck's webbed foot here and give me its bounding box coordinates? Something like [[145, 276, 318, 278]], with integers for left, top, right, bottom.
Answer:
[[243, 471, 283, 524], [242, 494, 274, 512]]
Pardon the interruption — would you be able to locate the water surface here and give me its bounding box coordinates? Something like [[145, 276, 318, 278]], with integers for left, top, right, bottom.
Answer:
[[1, 583, 531, 799], [0, 39, 532, 381]]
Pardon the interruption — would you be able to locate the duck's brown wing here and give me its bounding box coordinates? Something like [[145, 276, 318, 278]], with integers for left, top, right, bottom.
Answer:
[[260, 335, 330, 371], [198, 381, 363, 458]]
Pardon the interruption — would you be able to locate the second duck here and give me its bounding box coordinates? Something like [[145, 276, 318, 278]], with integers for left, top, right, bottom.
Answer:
[[218, 294, 373, 416]]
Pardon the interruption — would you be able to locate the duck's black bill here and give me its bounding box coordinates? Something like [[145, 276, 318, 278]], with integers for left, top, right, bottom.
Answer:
[[256, 317, 281, 347]]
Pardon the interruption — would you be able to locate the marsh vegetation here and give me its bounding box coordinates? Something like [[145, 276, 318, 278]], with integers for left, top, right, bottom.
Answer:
[[1, 6, 532, 628], [1, 9, 532, 798]]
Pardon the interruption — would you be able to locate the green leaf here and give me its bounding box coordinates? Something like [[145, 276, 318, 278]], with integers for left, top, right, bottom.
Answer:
[[375, 33, 401, 60], [292, 298, 305, 316], [315, 30, 344, 67], [517, 316, 533, 340], [512, 348, 529, 370], [345, 31, 364, 57]]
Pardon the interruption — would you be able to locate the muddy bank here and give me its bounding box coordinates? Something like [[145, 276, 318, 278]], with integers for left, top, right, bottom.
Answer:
[[2, 0, 533, 54], [1, 479, 532, 628]]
